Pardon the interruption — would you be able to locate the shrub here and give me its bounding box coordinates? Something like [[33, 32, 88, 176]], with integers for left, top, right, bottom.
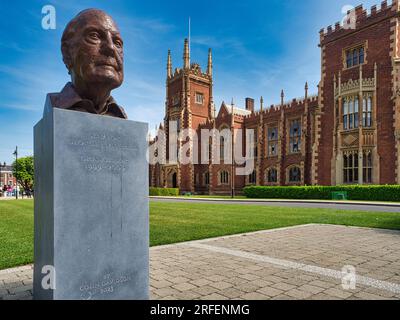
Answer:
[[149, 187, 180, 197], [243, 185, 400, 202]]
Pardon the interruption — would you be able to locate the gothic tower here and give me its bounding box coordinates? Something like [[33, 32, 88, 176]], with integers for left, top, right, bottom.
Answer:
[[163, 39, 214, 192]]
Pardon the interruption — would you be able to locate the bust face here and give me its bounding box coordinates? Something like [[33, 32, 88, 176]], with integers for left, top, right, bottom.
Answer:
[[63, 10, 124, 90]]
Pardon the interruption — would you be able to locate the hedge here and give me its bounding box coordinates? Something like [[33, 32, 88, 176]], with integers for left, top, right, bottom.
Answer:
[[243, 185, 400, 202], [149, 187, 179, 197]]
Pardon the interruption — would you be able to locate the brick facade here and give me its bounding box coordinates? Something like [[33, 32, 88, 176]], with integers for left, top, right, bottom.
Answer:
[[150, 1, 400, 194], [0, 163, 16, 189]]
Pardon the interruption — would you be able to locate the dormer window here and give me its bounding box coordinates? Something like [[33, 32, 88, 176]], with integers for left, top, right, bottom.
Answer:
[[195, 93, 204, 105], [345, 45, 365, 69]]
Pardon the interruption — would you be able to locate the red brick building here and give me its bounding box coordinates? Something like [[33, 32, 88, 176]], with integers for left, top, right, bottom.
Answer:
[[0, 162, 16, 190], [150, 1, 400, 194]]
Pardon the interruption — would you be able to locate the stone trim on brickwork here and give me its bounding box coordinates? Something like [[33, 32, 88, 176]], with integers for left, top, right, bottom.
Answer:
[[312, 34, 325, 185], [390, 11, 400, 183], [149, 6, 400, 193]]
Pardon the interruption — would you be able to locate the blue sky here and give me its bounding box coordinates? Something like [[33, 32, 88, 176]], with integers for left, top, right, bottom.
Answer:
[[0, 0, 381, 164]]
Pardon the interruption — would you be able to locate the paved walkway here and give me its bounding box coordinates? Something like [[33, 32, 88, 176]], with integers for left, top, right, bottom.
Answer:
[[1, 224, 400, 300], [150, 197, 400, 213]]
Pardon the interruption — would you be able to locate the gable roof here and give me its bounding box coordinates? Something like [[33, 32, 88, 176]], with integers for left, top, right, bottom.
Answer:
[[219, 101, 252, 117]]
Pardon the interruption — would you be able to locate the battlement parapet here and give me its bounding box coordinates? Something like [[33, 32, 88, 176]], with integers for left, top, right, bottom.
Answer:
[[243, 94, 318, 119], [320, 1, 398, 44]]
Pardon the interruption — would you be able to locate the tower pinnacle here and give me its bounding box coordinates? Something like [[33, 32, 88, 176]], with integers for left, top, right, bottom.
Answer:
[[167, 50, 172, 78], [183, 38, 190, 69], [207, 48, 213, 76], [305, 82, 308, 100]]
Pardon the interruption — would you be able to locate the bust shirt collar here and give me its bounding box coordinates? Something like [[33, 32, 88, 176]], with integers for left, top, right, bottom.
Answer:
[[53, 82, 127, 119]]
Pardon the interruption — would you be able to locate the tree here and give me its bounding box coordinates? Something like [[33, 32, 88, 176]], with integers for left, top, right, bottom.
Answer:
[[12, 156, 34, 192]]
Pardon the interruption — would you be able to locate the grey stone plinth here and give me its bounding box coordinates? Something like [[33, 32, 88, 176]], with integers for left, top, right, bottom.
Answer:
[[33, 107, 149, 300]]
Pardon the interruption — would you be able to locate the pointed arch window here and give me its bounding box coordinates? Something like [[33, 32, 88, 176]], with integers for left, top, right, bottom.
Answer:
[[289, 119, 301, 154], [266, 168, 278, 183], [268, 127, 278, 156], [220, 136, 225, 160], [288, 166, 301, 183]]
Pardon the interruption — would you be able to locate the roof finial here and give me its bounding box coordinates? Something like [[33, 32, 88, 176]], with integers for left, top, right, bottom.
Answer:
[[260, 96, 264, 111], [281, 90, 284, 106], [183, 38, 190, 69], [207, 48, 213, 76], [188, 17, 191, 62], [305, 82, 308, 100], [231, 99, 234, 127], [167, 50, 172, 78]]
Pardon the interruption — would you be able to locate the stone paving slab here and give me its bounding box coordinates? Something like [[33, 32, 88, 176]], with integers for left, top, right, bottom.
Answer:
[[1, 224, 399, 300]]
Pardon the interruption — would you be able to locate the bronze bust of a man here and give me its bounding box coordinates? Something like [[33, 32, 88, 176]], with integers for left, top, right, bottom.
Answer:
[[49, 9, 127, 119]]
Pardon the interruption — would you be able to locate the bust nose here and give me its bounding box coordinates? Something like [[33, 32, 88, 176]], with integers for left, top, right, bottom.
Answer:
[[101, 32, 117, 56]]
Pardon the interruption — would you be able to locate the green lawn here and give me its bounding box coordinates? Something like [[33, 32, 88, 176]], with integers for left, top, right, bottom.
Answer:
[[1, 199, 400, 270]]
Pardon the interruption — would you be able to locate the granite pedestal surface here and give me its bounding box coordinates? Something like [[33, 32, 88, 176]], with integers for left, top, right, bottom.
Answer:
[[33, 107, 149, 300]]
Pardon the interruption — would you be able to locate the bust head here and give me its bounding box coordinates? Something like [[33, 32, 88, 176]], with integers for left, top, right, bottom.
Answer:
[[61, 9, 124, 95]]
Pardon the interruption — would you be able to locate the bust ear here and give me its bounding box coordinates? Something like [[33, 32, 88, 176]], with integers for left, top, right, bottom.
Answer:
[[61, 43, 72, 74]]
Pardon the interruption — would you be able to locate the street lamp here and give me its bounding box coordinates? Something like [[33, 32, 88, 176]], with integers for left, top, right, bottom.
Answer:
[[13, 146, 18, 200], [230, 100, 235, 199]]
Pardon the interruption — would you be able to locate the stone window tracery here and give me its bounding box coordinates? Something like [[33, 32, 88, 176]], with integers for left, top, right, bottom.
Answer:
[[288, 166, 301, 183], [343, 152, 358, 184], [289, 119, 301, 153], [268, 127, 278, 156], [219, 170, 229, 185], [343, 96, 359, 130], [266, 168, 278, 183]]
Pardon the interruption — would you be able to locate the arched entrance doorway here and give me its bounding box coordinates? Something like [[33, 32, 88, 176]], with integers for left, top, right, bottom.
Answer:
[[172, 172, 177, 188], [166, 170, 178, 188]]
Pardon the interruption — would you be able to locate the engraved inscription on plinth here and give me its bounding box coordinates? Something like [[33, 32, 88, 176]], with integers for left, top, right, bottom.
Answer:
[[33, 108, 149, 300]]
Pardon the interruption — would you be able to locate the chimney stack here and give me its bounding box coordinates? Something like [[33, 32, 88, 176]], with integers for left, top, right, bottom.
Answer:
[[245, 98, 255, 113]]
